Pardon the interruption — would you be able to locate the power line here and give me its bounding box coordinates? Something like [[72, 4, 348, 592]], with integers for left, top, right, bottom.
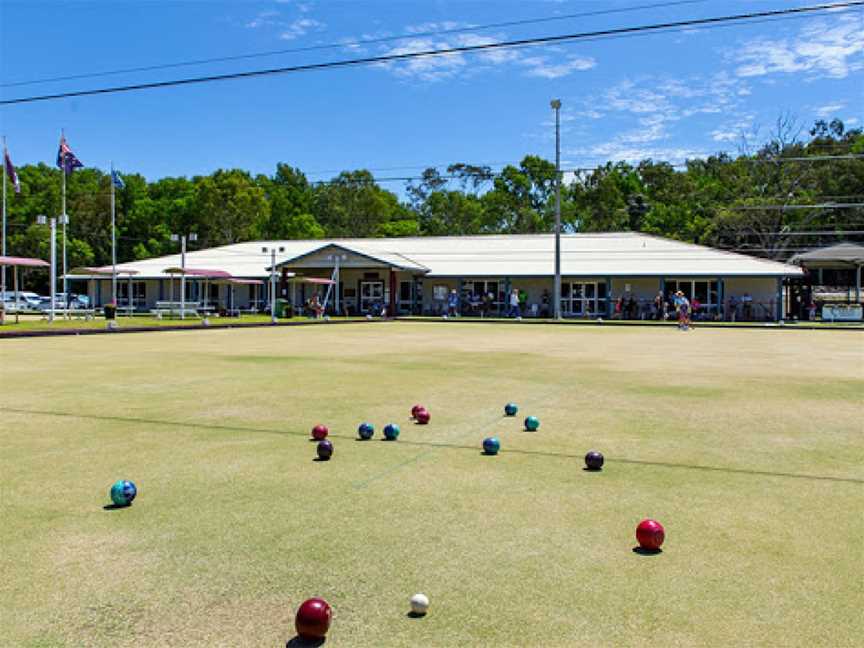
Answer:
[[2, 2, 861, 106], [731, 203, 864, 210], [0, 0, 710, 89]]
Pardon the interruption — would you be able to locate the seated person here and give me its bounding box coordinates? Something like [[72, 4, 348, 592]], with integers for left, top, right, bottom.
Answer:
[[308, 293, 325, 319]]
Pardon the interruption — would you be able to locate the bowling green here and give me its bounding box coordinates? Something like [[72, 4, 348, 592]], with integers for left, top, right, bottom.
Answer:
[[1, 322, 861, 647]]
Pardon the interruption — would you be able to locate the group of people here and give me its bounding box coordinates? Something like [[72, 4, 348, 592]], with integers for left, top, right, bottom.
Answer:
[[447, 287, 539, 319]]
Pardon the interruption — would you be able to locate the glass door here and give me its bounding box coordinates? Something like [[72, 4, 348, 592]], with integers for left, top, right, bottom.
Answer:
[[398, 280, 413, 314], [360, 281, 384, 313], [572, 283, 586, 316]]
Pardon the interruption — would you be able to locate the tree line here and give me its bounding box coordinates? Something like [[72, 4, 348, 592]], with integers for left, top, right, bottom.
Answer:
[[3, 117, 862, 277]]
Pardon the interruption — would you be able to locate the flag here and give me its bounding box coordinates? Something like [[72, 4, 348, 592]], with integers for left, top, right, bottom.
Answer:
[[4, 148, 20, 194], [56, 135, 83, 174], [111, 169, 124, 189]]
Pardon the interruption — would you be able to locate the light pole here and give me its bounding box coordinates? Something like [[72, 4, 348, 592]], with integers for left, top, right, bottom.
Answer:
[[36, 214, 57, 323], [268, 248, 277, 323], [551, 99, 562, 320], [170, 233, 197, 319]]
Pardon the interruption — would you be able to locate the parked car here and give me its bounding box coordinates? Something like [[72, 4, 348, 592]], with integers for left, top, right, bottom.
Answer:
[[2, 291, 43, 311], [36, 295, 67, 311]]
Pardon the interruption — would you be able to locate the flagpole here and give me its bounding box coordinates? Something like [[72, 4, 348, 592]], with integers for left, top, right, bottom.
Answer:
[[61, 129, 68, 316], [2, 135, 7, 302], [111, 162, 117, 305]]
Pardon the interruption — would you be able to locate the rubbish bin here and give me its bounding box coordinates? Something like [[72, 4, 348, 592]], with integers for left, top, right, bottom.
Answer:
[[275, 298, 290, 319], [104, 304, 117, 320]]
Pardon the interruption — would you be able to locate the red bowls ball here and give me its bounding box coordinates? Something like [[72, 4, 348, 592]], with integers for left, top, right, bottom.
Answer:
[[295, 597, 332, 640], [311, 424, 329, 441], [414, 408, 430, 425], [636, 519, 665, 551], [411, 404, 425, 419]]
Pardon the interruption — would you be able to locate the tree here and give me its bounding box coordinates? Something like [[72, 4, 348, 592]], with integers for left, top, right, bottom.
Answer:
[[258, 164, 323, 239], [191, 169, 269, 247], [312, 170, 415, 237], [481, 155, 557, 232]]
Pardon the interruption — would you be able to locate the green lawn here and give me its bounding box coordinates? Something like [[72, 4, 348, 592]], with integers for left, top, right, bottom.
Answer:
[[0, 313, 361, 334], [1, 323, 862, 647]]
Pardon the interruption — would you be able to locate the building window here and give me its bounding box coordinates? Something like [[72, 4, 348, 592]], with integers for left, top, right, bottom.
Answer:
[[117, 281, 146, 308], [463, 280, 501, 312], [667, 279, 720, 312]]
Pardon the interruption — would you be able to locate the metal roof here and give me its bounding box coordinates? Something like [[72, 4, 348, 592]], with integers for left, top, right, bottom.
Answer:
[[65, 232, 803, 280], [789, 242, 864, 266]]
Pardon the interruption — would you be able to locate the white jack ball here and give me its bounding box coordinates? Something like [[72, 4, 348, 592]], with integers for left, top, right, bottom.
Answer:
[[410, 593, 429, 615]]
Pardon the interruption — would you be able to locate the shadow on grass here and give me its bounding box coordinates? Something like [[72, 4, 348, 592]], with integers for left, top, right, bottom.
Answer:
[[4, 407, 863, 486], [286, 636, 325, 647], [102, 503, 131, 511], [583, 467, 603, 472], [312, 457, 331, 462], [406, 611, 427, 619], [632, 546, 663, 556]]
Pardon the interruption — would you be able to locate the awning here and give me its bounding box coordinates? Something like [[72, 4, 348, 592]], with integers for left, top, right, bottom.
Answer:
[[68, 266, 139, 276], [0, 256, 50, 268], [790, 243, 864, 267], [291, 277, 337, 285], [162, 267, 233, 278], [214, 277, 265, 286]]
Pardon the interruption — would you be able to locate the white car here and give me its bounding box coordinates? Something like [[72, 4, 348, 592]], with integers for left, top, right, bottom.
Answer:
[[1, 292, 43, 311]]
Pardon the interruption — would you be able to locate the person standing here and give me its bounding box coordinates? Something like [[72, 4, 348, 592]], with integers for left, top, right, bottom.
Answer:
[[482, 291, 494, 318], [447, 289, 459, 317], [508, 288, 521, 319], [742, 292, 753, 320], [653, 291, 664, 320], [674, 290, 691, 330]]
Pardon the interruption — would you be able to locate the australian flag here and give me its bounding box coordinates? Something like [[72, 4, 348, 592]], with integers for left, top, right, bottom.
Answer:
[[4, 147, 20, 194], [111, 169, 124, 189], [56, 135, 83, 175]]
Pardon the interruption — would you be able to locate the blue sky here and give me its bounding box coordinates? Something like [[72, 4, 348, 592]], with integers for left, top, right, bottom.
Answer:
[[1, 0, 862, 190]]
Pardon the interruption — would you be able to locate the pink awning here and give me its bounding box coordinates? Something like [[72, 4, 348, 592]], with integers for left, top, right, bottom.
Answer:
[[217, 278, 264, 285], [68, 266, 139, 276], [162, 267, 233, 278], [0, 256, 49, 268], [295, 277, 336, 285]]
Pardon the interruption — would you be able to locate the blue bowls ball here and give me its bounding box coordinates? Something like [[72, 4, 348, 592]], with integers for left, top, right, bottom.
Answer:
[[383, 423, 400, 440], [524, 416, 540, 432], [483, 437, 501, 455], [110, 479, 137, 506], [504, 403, 519, 416], [358, 422, 375, 440], [317, 439, 334, 460]]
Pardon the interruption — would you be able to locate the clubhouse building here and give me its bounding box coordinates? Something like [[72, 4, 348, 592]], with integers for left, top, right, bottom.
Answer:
[[69, 232, 804, 321]]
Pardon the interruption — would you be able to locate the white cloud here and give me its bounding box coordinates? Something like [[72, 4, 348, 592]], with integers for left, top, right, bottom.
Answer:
[[280, 17, 325, 41], [815, 102, 846, 118], [374, 38, 467, 82], [368, 22, 596, 82], [521, 55, 596, 79], [732, 15, 864, 79], [245, 10, 281, 29], [405, 21, 462, 34], [845, 117, 860, 126], [568, 143, 707, 165], [709, 114, 755, 143]]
